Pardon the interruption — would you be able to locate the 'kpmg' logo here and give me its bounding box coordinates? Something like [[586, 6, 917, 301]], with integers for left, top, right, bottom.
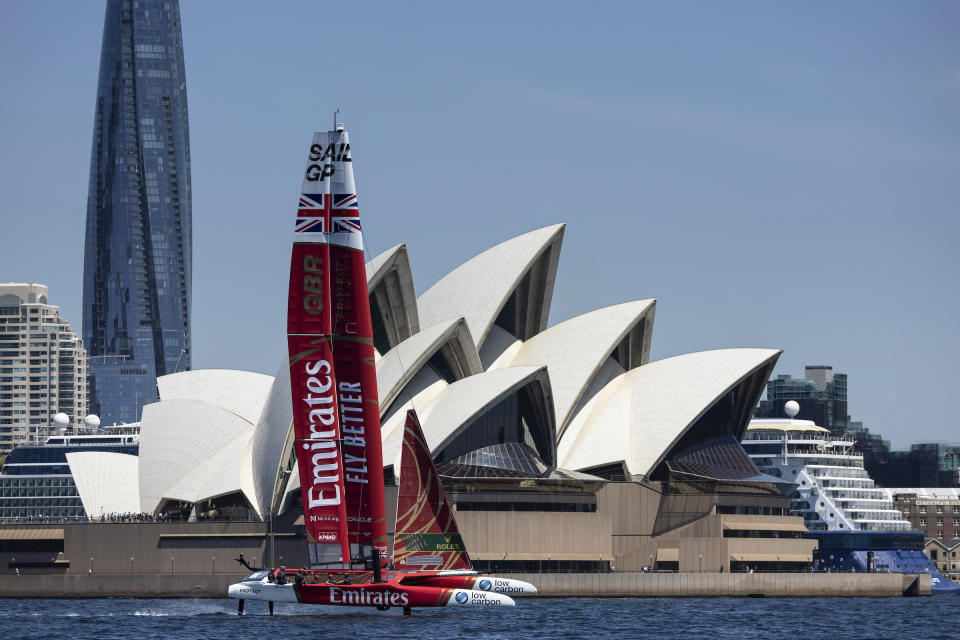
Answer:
[[478, 579, 492, 591], [455, 592, 469, 604]]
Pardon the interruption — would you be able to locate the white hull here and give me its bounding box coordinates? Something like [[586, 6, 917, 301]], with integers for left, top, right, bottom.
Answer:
[[472, 576, 538, 595], [227, 577, 516, 609], [428, 570, 537, 594], [228, 580, 298, 603]]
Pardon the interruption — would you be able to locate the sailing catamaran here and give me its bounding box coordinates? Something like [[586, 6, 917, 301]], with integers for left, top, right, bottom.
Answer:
[[227, 124, 535, 614]]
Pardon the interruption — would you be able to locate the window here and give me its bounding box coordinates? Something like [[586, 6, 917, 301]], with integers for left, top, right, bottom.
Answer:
[[920, 506, 927, 514], [937, 506, 944, 514], [937, 518, 944, 526], [920, 519, 926, 527]]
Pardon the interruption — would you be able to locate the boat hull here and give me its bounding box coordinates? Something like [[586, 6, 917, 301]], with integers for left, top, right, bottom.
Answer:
[[227, 575, 516, 610], [399, 573, 537, 594]]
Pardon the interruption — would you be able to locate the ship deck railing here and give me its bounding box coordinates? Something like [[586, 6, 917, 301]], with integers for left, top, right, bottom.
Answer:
[[744, 433, 856, 445]]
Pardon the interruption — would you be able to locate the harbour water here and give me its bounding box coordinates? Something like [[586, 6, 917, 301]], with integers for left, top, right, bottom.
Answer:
[[0, 596, 956, 640]]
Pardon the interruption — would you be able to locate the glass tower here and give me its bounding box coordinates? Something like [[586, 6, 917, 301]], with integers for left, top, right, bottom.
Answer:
[[82, 0, 191, 425], [754, 365, 849, 435]]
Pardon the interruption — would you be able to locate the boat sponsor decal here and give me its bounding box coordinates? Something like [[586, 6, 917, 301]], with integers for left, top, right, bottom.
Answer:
[[328, 587, 408, 607], [449, 589, 505, 606], [478, 579, 491, 591], [289, 335, 347, 547], [486, 579, 531, 594], [396, 532, 467, 553], [305, 142, 352, 183], [469, 593, 503, 606]]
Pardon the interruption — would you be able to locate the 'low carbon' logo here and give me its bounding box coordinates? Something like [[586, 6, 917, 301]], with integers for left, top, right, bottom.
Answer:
[[455, 592, 469, 604], [478, 579, 492, 591]]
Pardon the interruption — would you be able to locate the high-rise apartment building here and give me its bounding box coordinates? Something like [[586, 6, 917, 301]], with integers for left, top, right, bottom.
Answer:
[[82, 0, 192, 425], [754, 365, 849, 434], [0, 283, 88, 453]]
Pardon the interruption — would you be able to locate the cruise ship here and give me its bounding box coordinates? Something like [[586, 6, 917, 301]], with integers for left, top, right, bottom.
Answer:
[[743, 402, 960, 594], [0, 421, 138, 521], [743, 418, 909, 532]]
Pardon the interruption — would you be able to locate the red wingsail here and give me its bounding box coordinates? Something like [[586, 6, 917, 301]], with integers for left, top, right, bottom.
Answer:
[[287, 127, 387, 568], [393, 410, 472, 571]]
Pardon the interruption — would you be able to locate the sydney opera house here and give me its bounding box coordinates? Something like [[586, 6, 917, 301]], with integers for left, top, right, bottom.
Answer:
[[3, 225, 816, 575]]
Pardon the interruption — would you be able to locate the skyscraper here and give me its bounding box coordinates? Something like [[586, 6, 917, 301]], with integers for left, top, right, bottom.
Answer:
[[82, 0, 191, 425]]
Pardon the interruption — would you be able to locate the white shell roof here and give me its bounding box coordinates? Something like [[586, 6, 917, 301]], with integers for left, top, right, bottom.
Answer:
[[479, 324, 523, 370], [66, 452, 140, 518], [366, 243, 408, 289], [417, 224, 564, 349], [420, 365, 551, 454], [378, 369, 452, 469], [558, 348, 781, 478], [157, 369, 273, 425], [250, 364, 292, 519], [379, 365, 550, 469], [138, 399, 257, 515], [376, 317, 481, 413], [366, 243, 420, 344], [495, 300, 655, 436]]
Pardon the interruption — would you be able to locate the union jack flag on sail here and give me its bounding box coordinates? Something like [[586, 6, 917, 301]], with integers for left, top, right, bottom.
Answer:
[[333, 193, 358, 211], [332, 193, 361, 233], [295, 193, 361, 235], [295, 194, 331, 233]]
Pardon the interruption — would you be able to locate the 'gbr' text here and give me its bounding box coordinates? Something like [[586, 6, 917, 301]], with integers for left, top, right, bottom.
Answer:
[[302, 253, 324, 316]]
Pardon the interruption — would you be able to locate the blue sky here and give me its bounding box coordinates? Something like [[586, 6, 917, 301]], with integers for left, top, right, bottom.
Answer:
[[1, 1, 957, 448]]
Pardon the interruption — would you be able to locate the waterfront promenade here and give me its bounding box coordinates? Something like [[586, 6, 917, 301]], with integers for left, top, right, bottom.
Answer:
[[0, 571, 929, 598]]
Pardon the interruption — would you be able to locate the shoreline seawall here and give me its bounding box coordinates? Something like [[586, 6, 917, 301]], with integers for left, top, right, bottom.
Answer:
[[0, 572, 928, 598]]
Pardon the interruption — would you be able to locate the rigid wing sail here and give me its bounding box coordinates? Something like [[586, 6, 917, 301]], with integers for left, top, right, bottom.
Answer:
[[227, 125, 534, 614]]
